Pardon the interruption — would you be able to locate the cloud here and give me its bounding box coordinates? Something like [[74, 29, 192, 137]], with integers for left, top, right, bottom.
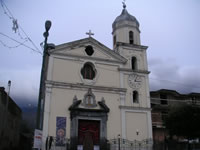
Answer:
[[0, 67, 40, 106], [1, 56, 199, 108], [149, 58, 200, 94]]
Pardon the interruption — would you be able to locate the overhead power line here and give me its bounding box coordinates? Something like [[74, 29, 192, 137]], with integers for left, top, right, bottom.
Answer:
[[0, 39, 28, 49], [0, 0, 42, 53], [0, 32, 42, 54]]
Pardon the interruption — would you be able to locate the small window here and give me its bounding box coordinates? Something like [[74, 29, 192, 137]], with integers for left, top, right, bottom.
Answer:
[[129, 31, 134, 44], [192, 97, 197, 104], [133, 91, 139, 103], [161, 111, 168, 122], [81, 62, 96, 80], [113, 35, 116, 46], [85, 45, 94, 56], [160, 94, 168, 105], [131, 57, 137, 70]]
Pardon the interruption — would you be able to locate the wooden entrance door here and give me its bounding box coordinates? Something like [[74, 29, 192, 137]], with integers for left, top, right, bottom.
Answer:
[[78, 120, 100, 149]]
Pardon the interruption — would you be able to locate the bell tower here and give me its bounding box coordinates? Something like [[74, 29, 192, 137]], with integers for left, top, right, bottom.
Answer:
[[112, 2, 141, 49], [112, 2, 153, 141]]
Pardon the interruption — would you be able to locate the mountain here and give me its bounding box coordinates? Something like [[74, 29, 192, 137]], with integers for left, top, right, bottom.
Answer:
[[21, 105, 37, 130]]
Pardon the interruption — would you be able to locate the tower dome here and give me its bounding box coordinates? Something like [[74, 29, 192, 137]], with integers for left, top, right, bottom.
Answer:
[[112, 3, 141, 48], [112, 4, 139, 31]]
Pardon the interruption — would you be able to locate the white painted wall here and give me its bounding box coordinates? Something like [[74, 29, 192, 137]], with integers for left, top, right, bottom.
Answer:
[[42, 36, 152, 149]]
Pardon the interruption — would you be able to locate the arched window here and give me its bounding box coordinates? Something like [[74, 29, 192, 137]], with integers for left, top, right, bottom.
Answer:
[[81, 63, 96, 80], [129, 31, 134, 44], [133, 91, 139, 103], [131, 57, 137, 70]]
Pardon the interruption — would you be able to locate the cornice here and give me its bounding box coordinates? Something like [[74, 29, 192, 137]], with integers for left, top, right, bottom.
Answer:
[[119, 105, 151, 111], [116, 42, 148, 50], [46, 80, 127, 93], [112, 24, 141, 34], [52, 52, 126, 64], [49, 37, 127, 64], [118, 68, 150, 74]]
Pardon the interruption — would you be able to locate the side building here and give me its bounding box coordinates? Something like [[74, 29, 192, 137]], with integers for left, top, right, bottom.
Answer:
[[0, 87, 22, 150], [150, 89, 200, 143]]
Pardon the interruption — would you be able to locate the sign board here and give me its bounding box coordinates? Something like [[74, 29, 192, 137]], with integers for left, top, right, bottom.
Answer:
[[56, 117, 66, 146], [33, 129, 43, 149]]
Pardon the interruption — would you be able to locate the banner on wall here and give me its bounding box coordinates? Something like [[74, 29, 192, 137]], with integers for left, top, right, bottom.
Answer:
[[33, 129, 42, 149], [56, 117, 66, 146]]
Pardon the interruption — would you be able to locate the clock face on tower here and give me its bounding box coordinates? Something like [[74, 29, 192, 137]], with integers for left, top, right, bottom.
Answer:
[[128, 74, 142, 89]]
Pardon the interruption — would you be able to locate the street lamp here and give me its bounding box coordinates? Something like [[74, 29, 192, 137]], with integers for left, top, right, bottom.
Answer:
[[4, 80, 11, 130], [45, 20, 51, 32], [36, 20, 52, 129], [43, 20, 51, 46]]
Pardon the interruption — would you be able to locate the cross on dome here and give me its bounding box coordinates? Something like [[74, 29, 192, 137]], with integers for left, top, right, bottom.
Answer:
[[86, 30, 94, 37], [122, 0, 126, 9]]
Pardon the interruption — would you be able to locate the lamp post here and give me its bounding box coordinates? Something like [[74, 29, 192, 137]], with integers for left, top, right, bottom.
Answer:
[[4, 80, 11, 130], [36, 20, 52, 129], [6, 80, 11, 109], [118, 134, 121, 150]]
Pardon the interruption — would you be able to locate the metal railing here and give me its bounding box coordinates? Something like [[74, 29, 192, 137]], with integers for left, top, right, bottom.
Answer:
[[45, 136, 70, 150], [109, 138, 153, 150], [45, 136, 153, 150]]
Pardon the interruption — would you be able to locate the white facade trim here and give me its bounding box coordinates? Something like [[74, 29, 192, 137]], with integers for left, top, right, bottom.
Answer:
[[119, 64, 126, 139], [42, 55, 54, 149], [52, 54, 124, 68], [119, 106, 152, 139], [145, 75, 151, 108], [121, 109, 126, 139], [42, 86, 52, 149], [52, 52, 126, 64], [119, 65, 125, 105], [45, 80, 127, 94], [147, 111, 153, 139], [47, 56, 54, 81]]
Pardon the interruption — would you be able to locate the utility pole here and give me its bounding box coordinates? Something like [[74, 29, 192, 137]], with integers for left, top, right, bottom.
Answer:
[[36, 20, 52, 129], [4, 80, 11, 130]]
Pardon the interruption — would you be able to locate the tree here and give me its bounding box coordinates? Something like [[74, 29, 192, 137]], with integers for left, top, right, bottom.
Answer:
[[165, 104, 200, 140]]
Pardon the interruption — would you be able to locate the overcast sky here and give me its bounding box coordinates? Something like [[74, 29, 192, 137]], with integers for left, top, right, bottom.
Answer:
[[0, 0, 200, 106]]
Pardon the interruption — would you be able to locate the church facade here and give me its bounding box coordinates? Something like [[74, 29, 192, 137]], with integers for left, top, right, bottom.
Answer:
[[42, 4, 152, 150]]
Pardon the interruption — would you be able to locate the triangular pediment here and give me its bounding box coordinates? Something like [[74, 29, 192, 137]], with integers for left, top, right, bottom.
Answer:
[[50, 37, 127, 64]]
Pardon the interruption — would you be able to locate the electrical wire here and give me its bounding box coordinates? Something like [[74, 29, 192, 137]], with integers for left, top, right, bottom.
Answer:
[[0, 0, 42, 53], [0, 39, 28, 49], [0, 32, 42, 55], [18, 25, 41, 53], [0, 0, 13, 19]]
